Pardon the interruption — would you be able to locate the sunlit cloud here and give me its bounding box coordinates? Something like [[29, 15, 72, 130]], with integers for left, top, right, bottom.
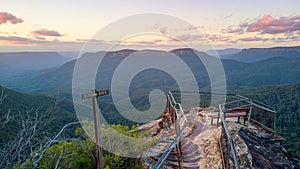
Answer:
[[183, 25, 205, 32], [220, 14, 300, 45], [0, 35, 88, 52], [242, 14, 300, 34], [121, 35, 170, 46], [0, 35, 48, 45], [31, 29, 63, 37], [76, 38, 105, 43], [222, 27, 244, 34], [0, 31, 10, 35], [238, 36, 269, 42], [0, 11, 23, 25], [34, 36, 46, 40], [0, 36, 30, 43], [206, 34, 233, 42], [174, 34, 204, 41]]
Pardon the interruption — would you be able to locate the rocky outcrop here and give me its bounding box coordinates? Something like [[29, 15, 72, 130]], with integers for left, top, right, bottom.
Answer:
[[142, 107, 299, 169], [238, 127, 299, 169]]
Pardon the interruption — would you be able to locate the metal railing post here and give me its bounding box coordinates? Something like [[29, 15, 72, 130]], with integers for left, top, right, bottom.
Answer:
[[247, 100, 253, 127]]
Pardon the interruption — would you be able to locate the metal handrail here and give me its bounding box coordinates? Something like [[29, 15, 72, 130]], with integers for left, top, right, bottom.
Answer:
[[224, 104, 252, 112], [144, 92, 188, 169], [236, 94, 276, 112], [168, 91, 177, 106], [219, 94, 277, 168], [250, 102, 276, 113], [219, 104, 240, 169], [167, 91, 188, 127], [222, 97, 249, 106], [153, 123, 188, 168]]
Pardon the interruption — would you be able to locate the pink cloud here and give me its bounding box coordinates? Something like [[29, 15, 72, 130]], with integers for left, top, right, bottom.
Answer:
[[34, 36, 46, 40], [31, 29, 63, 37], [0, 12, 23, 25], [0, 36, 29, 42], [239, 36, 268, 42], [240, 22, 249, 28], [121, 39, 165, 46], [0, 35, 62, 46], [223, 27, 244, 34], [245, 14, 300, 34], [0, 35, 79, 46], [0, 31, 10, 35], [76, 38, 105, 43], [173, 33, 234, 43], [204, 33, 234, 42], [174, 34, 203, 41], [184, 25, 205, 31], [269, 36, 299, 43]]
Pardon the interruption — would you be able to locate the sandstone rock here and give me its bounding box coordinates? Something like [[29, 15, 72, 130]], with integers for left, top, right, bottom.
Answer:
[[238, 127, 298, 169]]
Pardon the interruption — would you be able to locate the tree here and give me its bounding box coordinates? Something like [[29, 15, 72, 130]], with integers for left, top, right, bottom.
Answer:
[[0, 87, 79, 168]]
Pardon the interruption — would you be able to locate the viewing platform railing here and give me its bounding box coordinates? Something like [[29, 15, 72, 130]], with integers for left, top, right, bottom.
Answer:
[[143, 91, 188, 169], [219, 94, 277, 169]]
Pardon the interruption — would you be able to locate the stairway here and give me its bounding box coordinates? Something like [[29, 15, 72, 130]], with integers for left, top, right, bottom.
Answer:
[[145, 121, 204, 169]]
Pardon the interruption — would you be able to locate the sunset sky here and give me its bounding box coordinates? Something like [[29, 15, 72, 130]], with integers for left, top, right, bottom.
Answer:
[[1, 0, 300, 52]]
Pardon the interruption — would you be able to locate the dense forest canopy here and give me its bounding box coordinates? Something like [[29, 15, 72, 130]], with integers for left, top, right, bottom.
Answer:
[[238, 83, 300, 158]]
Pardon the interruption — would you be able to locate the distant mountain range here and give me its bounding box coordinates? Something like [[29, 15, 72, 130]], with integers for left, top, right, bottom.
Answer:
[[1, 46, 300, 95], [1, 47, 299, 159], [0, 52, 72, 72], [205, 48, 241, 57], [220, 46, 300, 62]]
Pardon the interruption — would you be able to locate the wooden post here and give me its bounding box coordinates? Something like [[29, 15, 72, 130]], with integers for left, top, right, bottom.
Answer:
[[82, 89, 109, 169], [92, 90, 101, 169]]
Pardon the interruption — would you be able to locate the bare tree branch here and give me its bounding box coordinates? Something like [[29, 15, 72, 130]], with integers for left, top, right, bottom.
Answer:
[[54, 146, 64, 169], [31, 121, 80, 168], [0, 87, 12, 129], [0, 107, 79, 169], [0, 87, 8, 104], [0, 87, 82, 168]]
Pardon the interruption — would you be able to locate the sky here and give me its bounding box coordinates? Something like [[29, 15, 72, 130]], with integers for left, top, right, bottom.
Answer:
[[0, 0, 300, 52]]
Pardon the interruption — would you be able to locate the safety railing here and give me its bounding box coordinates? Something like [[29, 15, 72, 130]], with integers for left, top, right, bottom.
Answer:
[[167, 91, 188, 131], [219, 103, 240, 169], [223, 95, 276, 132], [219, 94, 277, 169], [143, 91, 189, 169]]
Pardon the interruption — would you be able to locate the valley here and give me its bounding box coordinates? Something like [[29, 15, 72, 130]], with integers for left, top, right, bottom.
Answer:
[[1, 46, 300, 168]]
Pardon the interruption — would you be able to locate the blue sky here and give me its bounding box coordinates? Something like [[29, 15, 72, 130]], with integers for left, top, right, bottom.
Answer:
[[1, 0, 300, 51]]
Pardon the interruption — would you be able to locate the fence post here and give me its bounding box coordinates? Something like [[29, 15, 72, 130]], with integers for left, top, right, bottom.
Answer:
[[247, 100, 253, 127], [273, 112, 277, 134]]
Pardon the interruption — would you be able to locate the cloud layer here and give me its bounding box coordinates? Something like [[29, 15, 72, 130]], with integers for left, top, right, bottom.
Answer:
[[0, 12, 23, 25], [223, 27, 244, 34], [31, 29, 63, 37], [223, 14, 300, 36], [238, 36, 268, 42], [243, 14, 300, 34]]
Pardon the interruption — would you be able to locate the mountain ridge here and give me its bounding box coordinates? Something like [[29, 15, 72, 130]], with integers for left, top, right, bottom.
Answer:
[[222, 46, 300, 62], [0, 52, 73, 71]]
